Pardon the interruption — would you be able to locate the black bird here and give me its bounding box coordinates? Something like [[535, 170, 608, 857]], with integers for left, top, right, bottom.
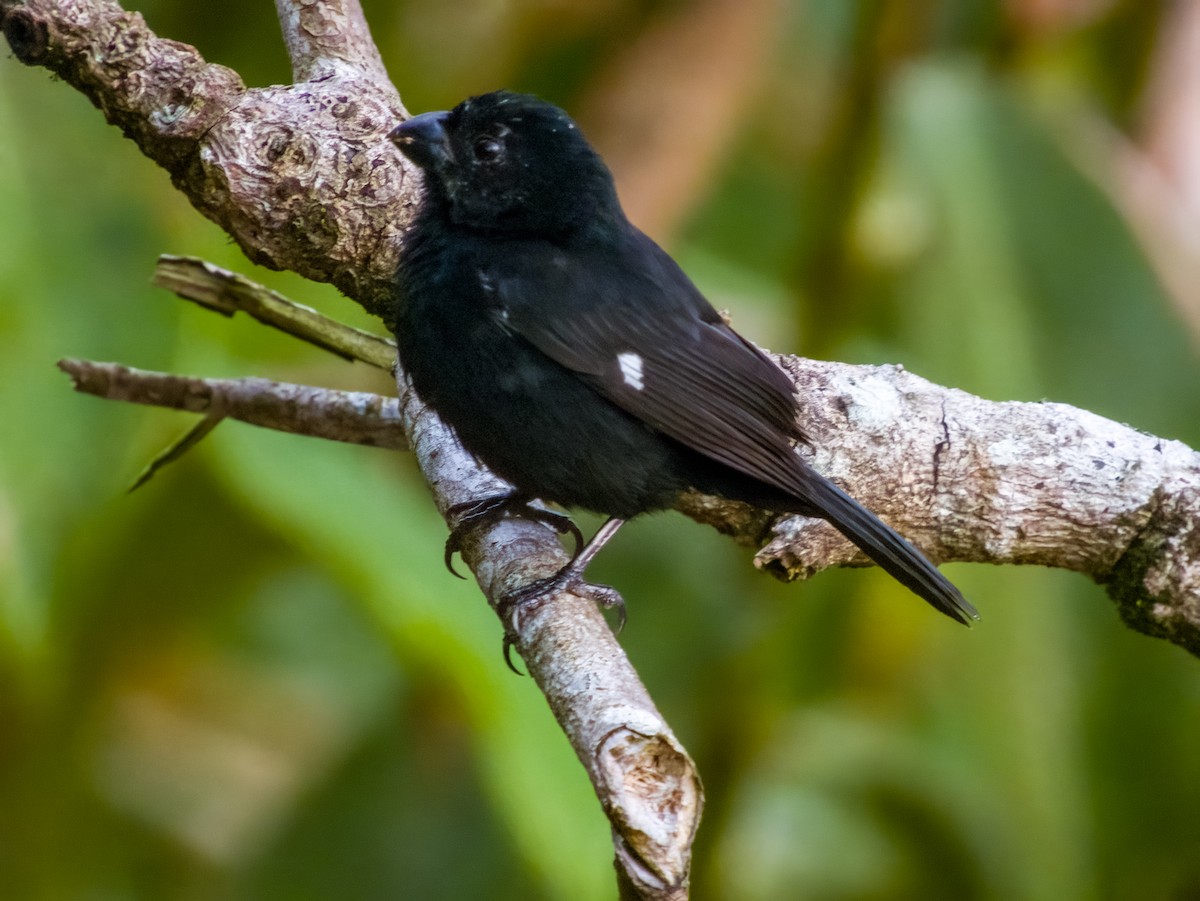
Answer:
[[388, 91, 977, 635]]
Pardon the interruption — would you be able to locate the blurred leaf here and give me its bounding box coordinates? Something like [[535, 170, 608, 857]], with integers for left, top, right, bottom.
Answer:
[[210, 421, 614, 900], [881, 59, 1044, 398]]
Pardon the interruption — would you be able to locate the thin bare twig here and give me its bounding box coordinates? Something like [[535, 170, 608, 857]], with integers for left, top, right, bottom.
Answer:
[[154, 255, 397, 369], [57, 358, 408, 451]]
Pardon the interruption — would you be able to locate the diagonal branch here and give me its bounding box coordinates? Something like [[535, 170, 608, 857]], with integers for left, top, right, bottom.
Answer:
[[1, 0, 410, 315], [273, 0, 391, 84], [2, 4, 704, 893]]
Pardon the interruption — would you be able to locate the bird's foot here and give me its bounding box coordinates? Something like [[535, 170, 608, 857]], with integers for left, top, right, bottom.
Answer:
[[443, 493, 584, 578], [497, 565, 627, 675]]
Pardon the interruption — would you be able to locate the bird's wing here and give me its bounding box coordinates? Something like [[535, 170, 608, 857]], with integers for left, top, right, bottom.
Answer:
[[488, 233, 980, 627], [488, 233, 808, 493]]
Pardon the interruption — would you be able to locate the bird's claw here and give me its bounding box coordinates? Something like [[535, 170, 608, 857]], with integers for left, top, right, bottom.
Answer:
[[496, 567, 626, 675], [441, 497, 622, 673], [443, 494, 584, 579]]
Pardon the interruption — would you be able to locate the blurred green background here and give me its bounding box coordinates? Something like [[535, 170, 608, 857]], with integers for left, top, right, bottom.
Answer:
[[3, 1, 1200, 898]]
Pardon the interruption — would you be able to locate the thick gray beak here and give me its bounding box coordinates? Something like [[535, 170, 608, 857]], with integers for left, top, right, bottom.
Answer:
[[389, 110, 452, 170]]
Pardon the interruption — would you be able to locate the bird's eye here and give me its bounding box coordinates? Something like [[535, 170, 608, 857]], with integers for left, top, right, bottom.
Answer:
[[473, 136, 503, 163]]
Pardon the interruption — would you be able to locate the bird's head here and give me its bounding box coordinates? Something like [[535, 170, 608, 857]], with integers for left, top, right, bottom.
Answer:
[[389, 91, 623, 240]]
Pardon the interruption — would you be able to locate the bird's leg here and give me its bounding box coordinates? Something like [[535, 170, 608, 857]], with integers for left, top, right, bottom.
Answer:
[[443, 492, 584, 578], [499, 517, 627, 673]]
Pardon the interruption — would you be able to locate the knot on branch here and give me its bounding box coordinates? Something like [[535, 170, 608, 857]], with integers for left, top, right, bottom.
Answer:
[[3, 8, 49, 64], [604, 729, 701, 890], [1106, 482, 1200, 655]]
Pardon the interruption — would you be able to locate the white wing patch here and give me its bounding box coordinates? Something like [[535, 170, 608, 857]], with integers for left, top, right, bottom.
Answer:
[[617, 352, 645, 390]]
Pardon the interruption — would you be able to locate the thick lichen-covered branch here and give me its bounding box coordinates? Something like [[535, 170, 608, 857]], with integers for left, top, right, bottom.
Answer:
[[62, 261, 1200, 658], [749, 360, 1200, 654], [1, 0, 411, 314]]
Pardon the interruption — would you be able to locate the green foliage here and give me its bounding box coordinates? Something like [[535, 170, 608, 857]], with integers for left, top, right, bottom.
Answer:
[[2, 1, 1199, 898]]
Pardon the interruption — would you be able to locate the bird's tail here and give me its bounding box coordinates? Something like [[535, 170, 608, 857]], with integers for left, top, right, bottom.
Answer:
[[793, 471, 978, 625]]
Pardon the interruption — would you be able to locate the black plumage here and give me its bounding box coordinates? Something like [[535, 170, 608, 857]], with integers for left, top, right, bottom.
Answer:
[[388, 90, 977, 627]]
